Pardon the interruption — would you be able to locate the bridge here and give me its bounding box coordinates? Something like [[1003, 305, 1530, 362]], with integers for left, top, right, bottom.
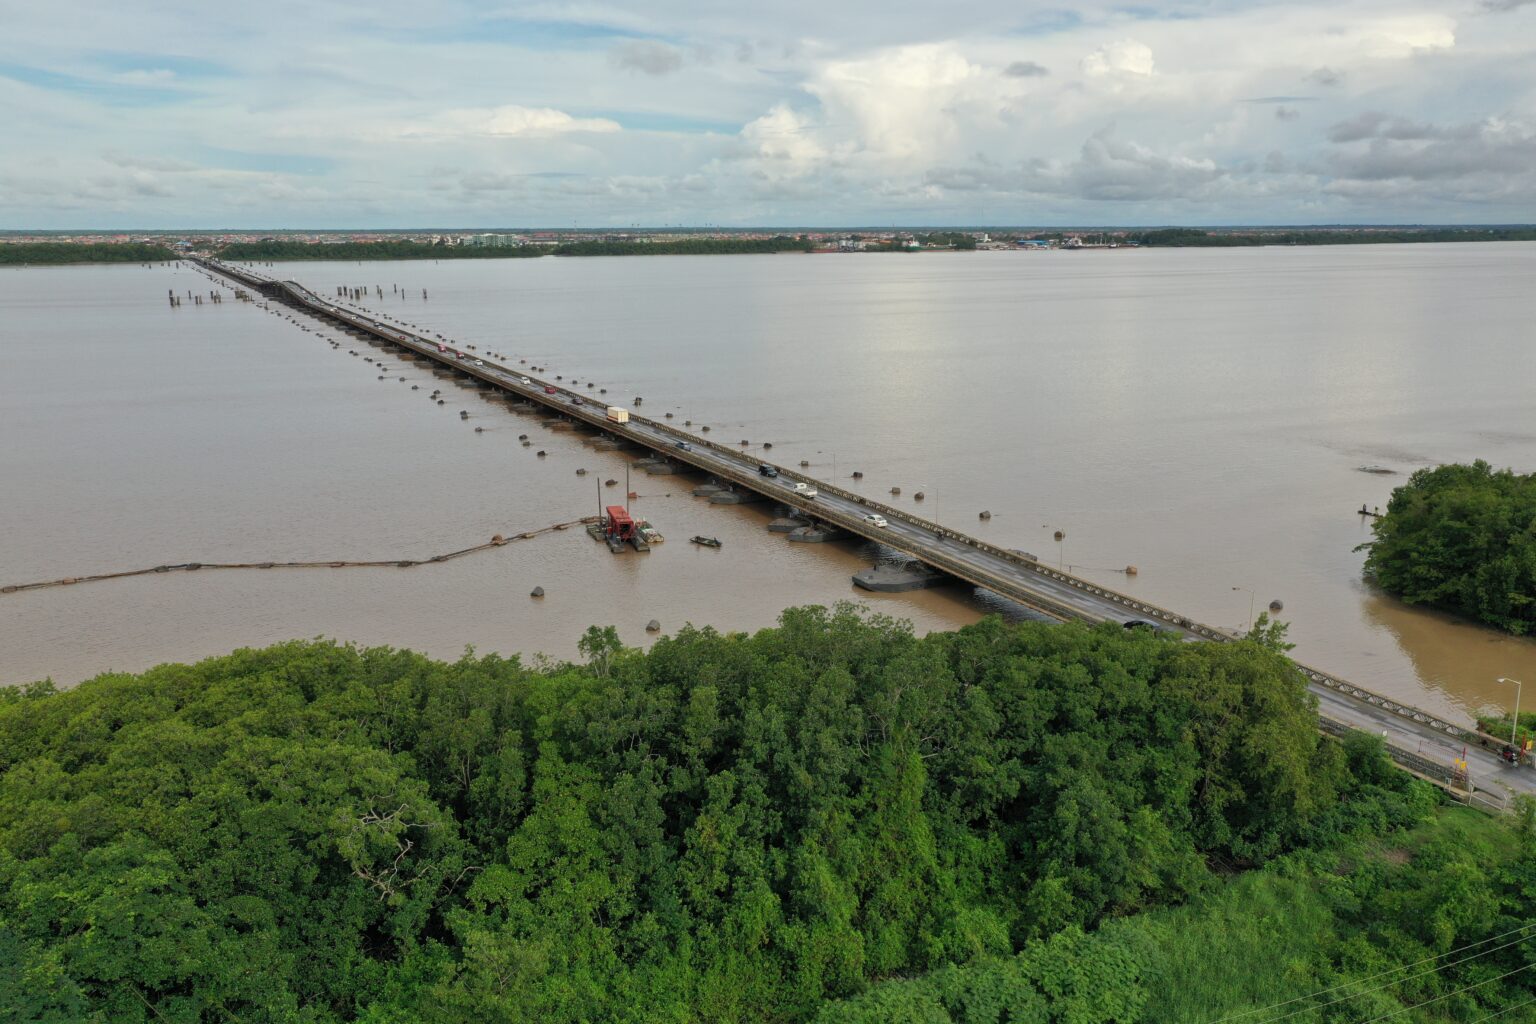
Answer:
[[197, 257, 1531, 811]]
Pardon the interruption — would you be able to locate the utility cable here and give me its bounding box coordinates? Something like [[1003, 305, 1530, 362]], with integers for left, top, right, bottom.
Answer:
[[1351, 961, 1535, 1024], [1244, 929, 1536, 1024], [1465, 993, 1536, 1023], [1204, 921, 1536, 1024]]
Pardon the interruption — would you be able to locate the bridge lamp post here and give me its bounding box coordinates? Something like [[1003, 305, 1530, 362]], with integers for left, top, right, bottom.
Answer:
[[1232, 586, 1254, 632], [1497, 677, 1523, 748]]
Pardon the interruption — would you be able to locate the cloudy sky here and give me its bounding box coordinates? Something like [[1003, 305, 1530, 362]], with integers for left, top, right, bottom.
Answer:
[[3, 0, 1535, 227]]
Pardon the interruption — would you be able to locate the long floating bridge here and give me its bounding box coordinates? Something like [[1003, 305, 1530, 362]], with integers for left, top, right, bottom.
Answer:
[[198, 257, 1531, 810]]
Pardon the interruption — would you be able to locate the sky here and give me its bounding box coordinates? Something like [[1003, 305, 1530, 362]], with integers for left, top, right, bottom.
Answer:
[[2, 0, 1535, 228]]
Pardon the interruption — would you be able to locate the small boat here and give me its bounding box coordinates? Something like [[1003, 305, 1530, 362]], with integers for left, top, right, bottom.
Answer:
[[690, 535, 723, 548]]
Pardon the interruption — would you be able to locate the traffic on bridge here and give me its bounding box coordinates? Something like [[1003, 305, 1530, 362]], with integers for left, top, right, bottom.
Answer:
[[198, 256, 1535, 811]]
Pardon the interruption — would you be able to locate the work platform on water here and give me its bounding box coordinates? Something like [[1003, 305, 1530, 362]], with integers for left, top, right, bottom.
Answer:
[[196, 257, 1528, 811]]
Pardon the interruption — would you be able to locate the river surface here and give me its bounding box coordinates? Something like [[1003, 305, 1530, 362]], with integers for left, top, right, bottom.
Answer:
[[4, 245, 1536, 722]]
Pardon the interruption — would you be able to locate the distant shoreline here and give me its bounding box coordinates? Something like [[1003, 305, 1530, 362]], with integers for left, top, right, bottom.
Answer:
[[4, 227, 1536, 266]]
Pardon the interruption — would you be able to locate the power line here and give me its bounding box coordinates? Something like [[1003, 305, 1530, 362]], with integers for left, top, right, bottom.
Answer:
[[1466, 994, 1536, 1023], [1249, 930, 1536, 1024], [1352, 961, 1535, 1024], [1204, 922, 1536, 1024]]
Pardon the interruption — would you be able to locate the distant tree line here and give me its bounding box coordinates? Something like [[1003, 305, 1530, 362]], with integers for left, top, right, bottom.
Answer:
[[0, 242, 177, 265], [1361, 460, 1536, 635], [9, 605, 1531, 1022], [1127, 226, 1536, 246], [548, 235, 812, 256], [216, 236, 812, 261]]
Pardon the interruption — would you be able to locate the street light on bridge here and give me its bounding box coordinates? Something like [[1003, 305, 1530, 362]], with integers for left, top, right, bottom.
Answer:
[[1497, 677, 1524, 749], [1232, 586, 1255, 632]]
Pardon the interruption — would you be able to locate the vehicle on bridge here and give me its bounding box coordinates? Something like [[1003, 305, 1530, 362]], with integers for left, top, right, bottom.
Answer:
[[675, 441, 692, 451], [864, 514, 889, 528], [544, 386, 557, 394], [606, 406, 629, 424], [759, 463, 779, 477], [793, 482, 818, 499]]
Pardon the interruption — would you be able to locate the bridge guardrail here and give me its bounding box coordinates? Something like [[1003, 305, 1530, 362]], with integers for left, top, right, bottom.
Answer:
[[207, 260, 1472, 744], [1318, 717, 1505, 812]]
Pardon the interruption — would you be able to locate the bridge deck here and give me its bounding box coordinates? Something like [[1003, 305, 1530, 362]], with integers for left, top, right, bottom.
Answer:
[[199, 258, 1535, 808]]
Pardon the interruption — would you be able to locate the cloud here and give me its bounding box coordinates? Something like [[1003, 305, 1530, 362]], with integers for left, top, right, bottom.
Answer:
[[456, 172, 530, 193], [610, 40, 684, 75], [1003, 60, 1049, 77], [1321, 115, 1536, 202], [925, 130, 1224, 202], [1328, 111, 1389, 142], [1081, 40, 1155, 77], [435, 105, 622, 139], [3, 0, 1534, 226], [734, 103, 828, 178], [1327, 112, 1480, 143]]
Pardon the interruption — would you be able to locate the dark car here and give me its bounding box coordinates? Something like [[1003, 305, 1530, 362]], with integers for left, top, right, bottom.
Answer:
[[758, 464, 778, 477], [1123, 619, 1172, 633]]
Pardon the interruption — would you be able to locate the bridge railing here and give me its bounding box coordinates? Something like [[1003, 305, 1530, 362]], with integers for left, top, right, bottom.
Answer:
[[225, 262, 1475, 745], [1317, 717, 1504, 811]]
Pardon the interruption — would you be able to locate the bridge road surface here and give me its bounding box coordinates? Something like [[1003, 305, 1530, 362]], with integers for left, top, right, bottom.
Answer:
[[202, 260, 1536, 807]]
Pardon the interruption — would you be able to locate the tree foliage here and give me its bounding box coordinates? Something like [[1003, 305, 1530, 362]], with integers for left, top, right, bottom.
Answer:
[[215, 236, 812, 262], [0, 242, 177, 265], [0, 606, 1511, 1022], [1126, 227, 1536, 247], [1360, 460, 1536, 634]]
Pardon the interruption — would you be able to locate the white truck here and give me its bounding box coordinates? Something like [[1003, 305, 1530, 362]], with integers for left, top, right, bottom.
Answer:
[[793, 482, 818, 499], [605, 406, 629, 424]]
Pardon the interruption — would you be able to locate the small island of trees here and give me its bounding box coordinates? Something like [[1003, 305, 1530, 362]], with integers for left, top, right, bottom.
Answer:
[[1360, 460, 1536, 635]]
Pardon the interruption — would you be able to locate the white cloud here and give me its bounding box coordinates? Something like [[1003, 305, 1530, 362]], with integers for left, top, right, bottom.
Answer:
[[1081, 39, 1155, 77], [409, 105, 622, 141], [1, 0, 1533, 225]]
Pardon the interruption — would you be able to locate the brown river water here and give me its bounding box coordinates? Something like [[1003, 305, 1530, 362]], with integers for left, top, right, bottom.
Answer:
[[3, 244, 1536, 724]]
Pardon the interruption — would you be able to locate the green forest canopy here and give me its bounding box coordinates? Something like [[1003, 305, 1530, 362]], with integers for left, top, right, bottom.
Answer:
[[0, 242, 177, 265], [3, 607, 1534, 1022], [1361, 460, 1536, 635], [215, 236, 812, 261]]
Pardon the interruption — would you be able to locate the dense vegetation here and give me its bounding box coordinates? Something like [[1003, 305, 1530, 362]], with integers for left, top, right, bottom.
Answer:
[[216, 236, 811, 261], [1124, 226, 1536, 247], [0, 242, 176, 265], [548, 236, 811, 256], [820, 799, 1536, 1023], [3, 607, 1534, 1022], [1360, 460, 1536, 635]]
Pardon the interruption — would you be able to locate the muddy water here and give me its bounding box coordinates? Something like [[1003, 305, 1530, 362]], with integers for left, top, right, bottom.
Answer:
[[3, 246, 1535, 724]]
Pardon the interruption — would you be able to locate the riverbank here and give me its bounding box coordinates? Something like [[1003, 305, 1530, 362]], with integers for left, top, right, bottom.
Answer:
[[0, 242, 176, 265], [216, 236, 813, 261]]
